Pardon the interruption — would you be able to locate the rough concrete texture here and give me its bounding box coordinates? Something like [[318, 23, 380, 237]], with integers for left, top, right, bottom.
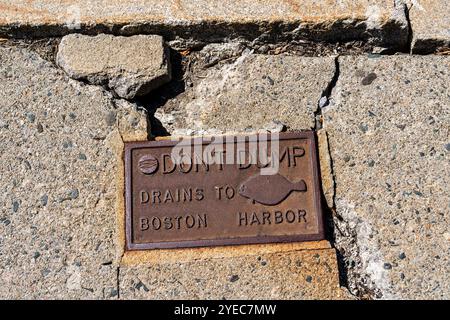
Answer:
[[155, 53, 336, 135], [56, 34, 171, 99], [323, 55, 449, 299], [407, 0, 450, 53], [0, 1, 408, 50], [0, 43, 348, 300], [119, 248, 348, 299], [0, 45, 148, 298]]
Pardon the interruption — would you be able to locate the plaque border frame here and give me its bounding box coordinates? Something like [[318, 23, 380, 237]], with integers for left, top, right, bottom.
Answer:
[[124, 131, 325, 250]]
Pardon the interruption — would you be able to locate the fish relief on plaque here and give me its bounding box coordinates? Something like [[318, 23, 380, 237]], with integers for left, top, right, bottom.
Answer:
[[238, 174, 307, 206]]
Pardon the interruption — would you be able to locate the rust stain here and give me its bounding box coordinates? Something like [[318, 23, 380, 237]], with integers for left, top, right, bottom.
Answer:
[[173, 0, 183, 11], [170, 0, 194, 21], [0, 1, 393, 26], [180, 49, 191, 56], [0, 3, 50, 17], [284, 0, 301, 15]]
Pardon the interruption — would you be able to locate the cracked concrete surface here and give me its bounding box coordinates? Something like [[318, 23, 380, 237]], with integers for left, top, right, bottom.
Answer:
[[152, 51, 336, 135], [0, 44, 147, 299], [323, 55, 449, 299], [0, 0, 409, 52], [1, 1, 449, 299]]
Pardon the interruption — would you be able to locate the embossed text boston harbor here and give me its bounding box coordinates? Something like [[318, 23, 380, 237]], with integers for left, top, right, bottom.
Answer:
[[125, 132, 324, 250]]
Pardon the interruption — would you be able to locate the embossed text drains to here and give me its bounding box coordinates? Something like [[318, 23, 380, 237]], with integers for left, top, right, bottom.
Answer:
[[125, 131, 324, 250]]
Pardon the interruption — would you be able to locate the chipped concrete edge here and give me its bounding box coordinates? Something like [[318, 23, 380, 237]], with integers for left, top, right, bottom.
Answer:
[[0, 2, 409, 52]]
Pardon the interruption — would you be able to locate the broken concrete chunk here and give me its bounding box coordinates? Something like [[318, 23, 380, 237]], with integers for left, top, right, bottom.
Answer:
[[407, 0, 450, 53], [156, 53, 335, 135], [56, 34, 171, 99]]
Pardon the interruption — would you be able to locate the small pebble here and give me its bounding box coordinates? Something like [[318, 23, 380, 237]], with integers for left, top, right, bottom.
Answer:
[[383, 263, 392, 270], [319, 96, 328, 108], [41, 269, 51, 277], [399, 252, 406, 260], [26, 113, 36, 123], [69, 189, 79, 200], [108, 288, 118, 298], [361, 72, 377, 85], [12, 201, 19, 213], [229, 275, 239, 282], [359, 123, 368, 133], [135, 281, 149, 292], [40, 195, 48, 206], [62, 141, 73, 149], [305, 276, 313, 283]]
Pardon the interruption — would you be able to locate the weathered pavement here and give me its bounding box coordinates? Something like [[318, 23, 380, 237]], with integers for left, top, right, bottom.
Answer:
[[324, 56, 449, 299], [1, 1, 449, 53], [407, 0, 450, 53], [0, 0, 409, 50], [0, 0, 449, 300], [0, 46, 148, 298], [0, 39, 347, 300]]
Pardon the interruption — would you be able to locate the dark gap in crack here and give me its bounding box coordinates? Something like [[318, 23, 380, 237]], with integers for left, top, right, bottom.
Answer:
[[314, 56, 340, 130], [0, 37, 61, 65], [312, 57, 362, 298], [321, 138, 355, 297], [326, 168, 381, 299], [315, 130, 354, 297], [404, 2, 414, 54], [135, 48, 186, 139], [116, 266, 120, 299], [319, 119, 379, 299]]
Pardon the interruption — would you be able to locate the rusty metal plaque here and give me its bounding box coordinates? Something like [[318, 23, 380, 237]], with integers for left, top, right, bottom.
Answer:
[[125, 131, 324, 250]]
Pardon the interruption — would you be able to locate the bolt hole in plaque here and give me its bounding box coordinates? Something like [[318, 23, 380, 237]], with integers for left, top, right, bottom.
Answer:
[[124, 131, 324, 250]]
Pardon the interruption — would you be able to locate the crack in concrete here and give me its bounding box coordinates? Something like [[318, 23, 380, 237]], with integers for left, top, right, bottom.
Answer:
[[1, 17, 407, 52], [116, 266, 121, 299], [313, 58, 365, 299], [402, 0, 414, 53], [0, 37, 60, 65], [315, 56, 340, 130], [320, 57, 385, 300], [2, 28, 439, 299]]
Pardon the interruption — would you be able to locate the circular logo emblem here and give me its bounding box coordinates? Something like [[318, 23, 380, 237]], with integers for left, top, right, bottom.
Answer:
[[138, 155, 158, 174]]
